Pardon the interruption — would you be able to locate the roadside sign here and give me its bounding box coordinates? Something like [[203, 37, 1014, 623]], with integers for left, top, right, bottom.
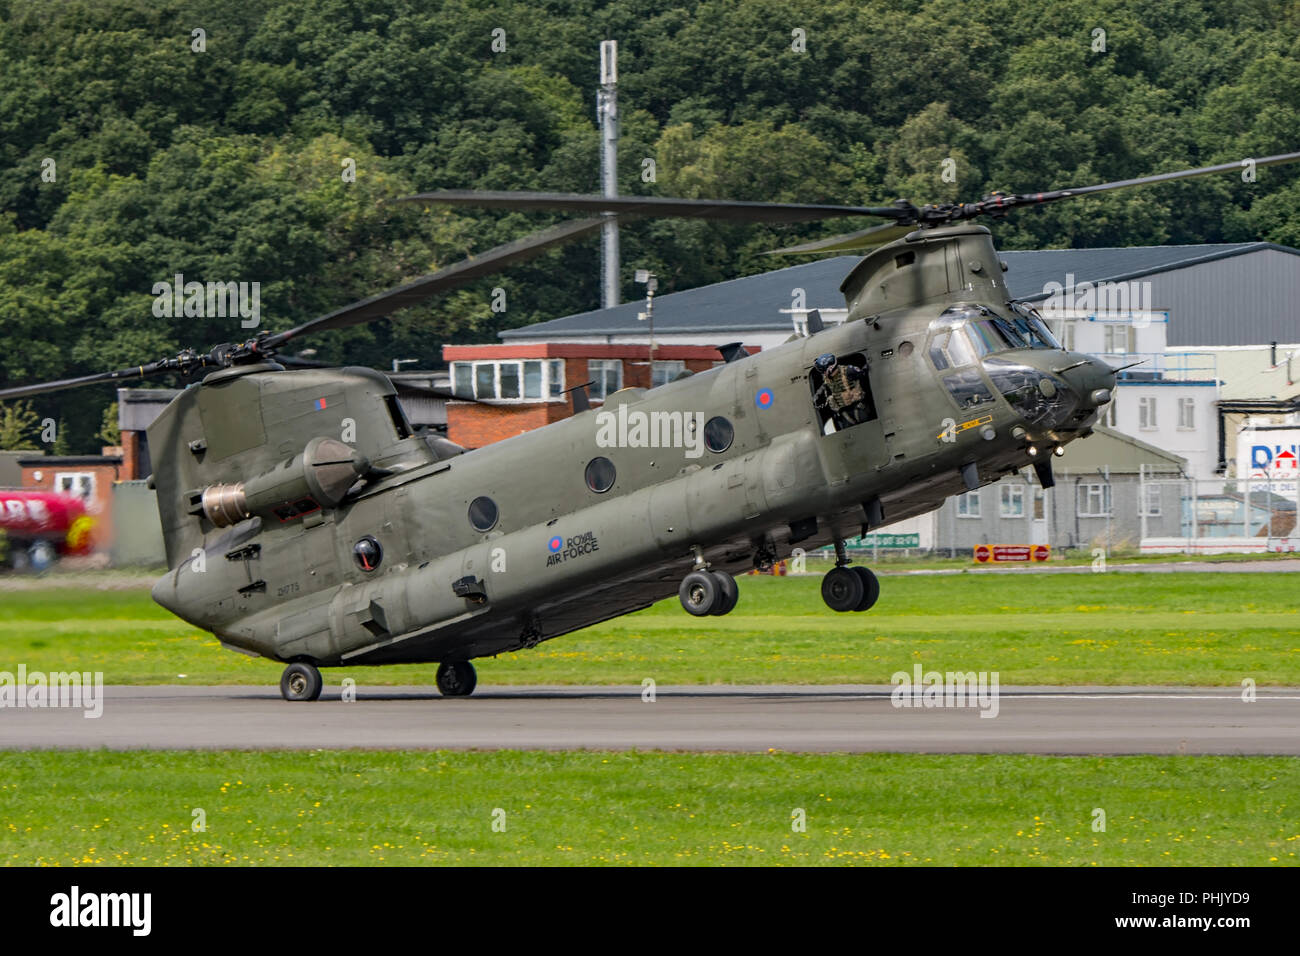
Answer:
[[974, 543, 1050, 563], [849, 532, 920, 549]]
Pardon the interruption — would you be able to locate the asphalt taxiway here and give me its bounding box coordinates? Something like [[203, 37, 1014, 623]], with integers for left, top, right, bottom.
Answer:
[[2, 684, 1296, 754]]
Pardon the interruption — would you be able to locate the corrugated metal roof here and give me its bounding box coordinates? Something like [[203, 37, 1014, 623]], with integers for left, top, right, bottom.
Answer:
[[502, 256, 858, 338], [1007, 243, 1287, 301], [501, 242, 1300, 340]]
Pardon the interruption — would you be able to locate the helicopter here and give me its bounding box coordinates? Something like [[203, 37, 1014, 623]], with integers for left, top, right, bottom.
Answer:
[[2, 151, 1296, 701]]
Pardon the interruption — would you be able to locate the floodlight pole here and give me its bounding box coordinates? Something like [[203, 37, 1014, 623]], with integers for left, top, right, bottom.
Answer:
[[597, 40, 620, 309]]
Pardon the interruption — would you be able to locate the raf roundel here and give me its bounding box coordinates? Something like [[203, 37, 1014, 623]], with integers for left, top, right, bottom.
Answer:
[[755, 387, 774, 409], [547, 535, 564, 553]]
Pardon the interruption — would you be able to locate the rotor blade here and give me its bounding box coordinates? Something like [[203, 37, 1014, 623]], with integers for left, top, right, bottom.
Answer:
[[261, 216, 607, 349], [959, 150, 1300, 221], [765, 223, 917, 255], [396, 190, 912, 224], [0, 360, 181, 401]]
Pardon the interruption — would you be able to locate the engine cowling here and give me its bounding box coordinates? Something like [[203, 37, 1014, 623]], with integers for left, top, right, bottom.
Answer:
[[199, 437, 369, 528]]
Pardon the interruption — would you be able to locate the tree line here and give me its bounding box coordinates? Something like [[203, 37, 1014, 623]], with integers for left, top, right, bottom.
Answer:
[[1, 0, 1296, 451]]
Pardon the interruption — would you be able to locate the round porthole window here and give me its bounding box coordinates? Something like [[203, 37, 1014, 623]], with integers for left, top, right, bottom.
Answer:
[[353, 536, 383, 572], [585, 456, 616, 493], [703, 416, 734, 453], [468, 496, 498, 532]]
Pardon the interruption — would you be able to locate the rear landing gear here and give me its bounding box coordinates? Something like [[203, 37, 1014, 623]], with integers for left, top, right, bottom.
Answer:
[[821, 538, 880, 613], [280, 662, 323, 701], [437, 661, 478, 697], [678, 569, 739, 616]]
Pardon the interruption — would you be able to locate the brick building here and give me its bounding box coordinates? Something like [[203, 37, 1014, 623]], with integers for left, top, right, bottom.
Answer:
[[442, 342, 756, 448]]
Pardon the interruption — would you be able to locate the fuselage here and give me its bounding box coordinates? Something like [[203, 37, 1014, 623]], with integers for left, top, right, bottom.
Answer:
[[150, 226, 1116, 668]]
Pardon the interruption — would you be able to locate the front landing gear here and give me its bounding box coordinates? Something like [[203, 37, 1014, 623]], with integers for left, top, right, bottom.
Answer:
[[678, 569, 739, 616], [437, 661, 478, 697], [280, 662, 323, 701], [821, 538, 880, 613]]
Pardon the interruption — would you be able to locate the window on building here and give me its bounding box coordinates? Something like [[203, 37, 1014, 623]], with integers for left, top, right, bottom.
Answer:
[[1103, 324, 1136, 354], [1000, 483, 1025, 518], [474, 363, 497, 399], [588, 359, 623, 400], [957, 491, 981, 518], [523, 360, 543, 399], [1032, 485, 1045, 520], [1058, 320, 1075, 351], [498, 362, 521, 399], [1138, 396, 1157, 429], [449, 360, 566, 402], [453, 363, 473, 398], [1078, 483, 1112, 517], [1140, 483, 1161, 517], [55, 472, 95, 502], [1178, 397, 1195, 430], [651, 360, 686, 388]]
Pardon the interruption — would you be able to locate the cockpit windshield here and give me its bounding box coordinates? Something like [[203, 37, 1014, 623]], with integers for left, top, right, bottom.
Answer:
[[928, 303, 1062, 370], [1009, 301, 1063, 349]]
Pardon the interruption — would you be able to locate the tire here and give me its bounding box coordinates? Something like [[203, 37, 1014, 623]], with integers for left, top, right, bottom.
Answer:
[[280, 662, 323, 702], [436, 661, 478, 697], [709, 571, 739, 615], [851, 566, 880, 612], [679, 570, 719, 616], [821, 566, 864, 612], [29, 541, 56, 571]]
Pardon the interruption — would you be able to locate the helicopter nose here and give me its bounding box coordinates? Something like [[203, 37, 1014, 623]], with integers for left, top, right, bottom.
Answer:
[[1057, 354, 1117, 411]]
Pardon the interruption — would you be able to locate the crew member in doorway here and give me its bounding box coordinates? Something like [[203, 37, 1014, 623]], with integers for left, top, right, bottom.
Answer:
[[812, 353, 869, 428]]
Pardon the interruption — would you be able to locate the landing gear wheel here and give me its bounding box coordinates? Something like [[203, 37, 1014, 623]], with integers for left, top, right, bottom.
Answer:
[[822, 565, 864, 612], [436, 661, 478, 697], [679, 570, 720, 617], [851, 566, 880, 612], [709, 571, 739, 615], [280, 662, 322, 702]]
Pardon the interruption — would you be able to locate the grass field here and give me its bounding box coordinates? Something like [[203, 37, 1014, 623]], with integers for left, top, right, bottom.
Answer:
[[2, 750, 1295, 866], [1, 571, 1296, 686]]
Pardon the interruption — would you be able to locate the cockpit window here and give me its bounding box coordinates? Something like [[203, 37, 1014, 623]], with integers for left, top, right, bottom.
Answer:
[[932, 303, 1061, 361], [928, 328, 977, 370], [941, 368, 994, 409], [966, 319, 1005, 354], [1010, 302, 1063, 349]]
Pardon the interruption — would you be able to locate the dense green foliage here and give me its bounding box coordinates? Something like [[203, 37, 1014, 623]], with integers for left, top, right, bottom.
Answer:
[[1, 0, 1297, 450]]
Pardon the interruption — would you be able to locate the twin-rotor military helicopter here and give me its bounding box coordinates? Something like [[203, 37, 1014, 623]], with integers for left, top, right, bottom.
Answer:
[[3, 151, 1297, 700]]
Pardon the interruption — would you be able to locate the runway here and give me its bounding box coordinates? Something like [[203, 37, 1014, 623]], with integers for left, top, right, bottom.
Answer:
[[2, 684, 1297, 754]]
